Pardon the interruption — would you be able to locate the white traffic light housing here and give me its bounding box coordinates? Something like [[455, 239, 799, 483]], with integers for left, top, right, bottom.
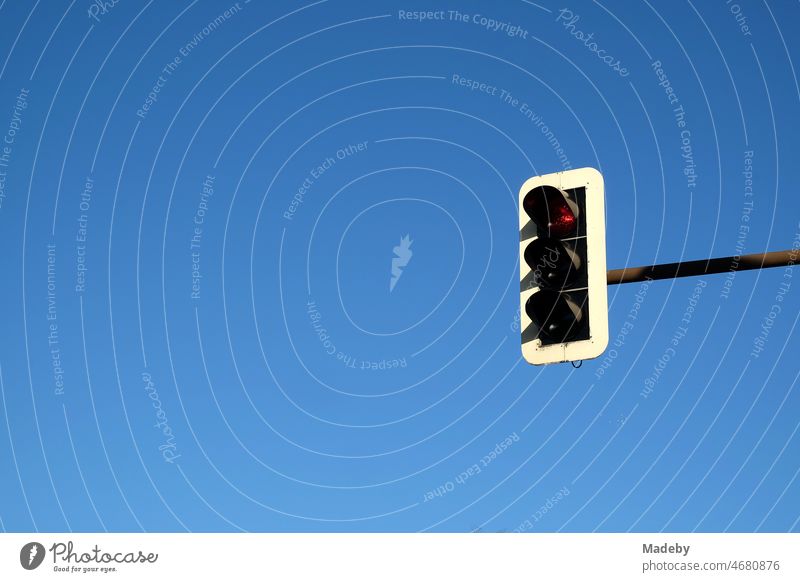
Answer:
[[519, 168, 608, 365]]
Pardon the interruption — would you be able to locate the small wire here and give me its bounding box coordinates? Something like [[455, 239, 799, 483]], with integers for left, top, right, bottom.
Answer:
[[571, 360, 583, 369]]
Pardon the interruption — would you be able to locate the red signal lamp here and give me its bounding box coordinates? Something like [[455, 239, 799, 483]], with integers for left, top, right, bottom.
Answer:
[[522, 185, 578, 238]]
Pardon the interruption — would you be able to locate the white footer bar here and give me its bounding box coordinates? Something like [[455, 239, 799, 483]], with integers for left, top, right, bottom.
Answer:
[[1, 533, 797, 581]]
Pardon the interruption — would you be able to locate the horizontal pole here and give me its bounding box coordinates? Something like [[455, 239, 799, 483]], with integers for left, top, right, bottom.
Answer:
[[607, 249, 800, 286]]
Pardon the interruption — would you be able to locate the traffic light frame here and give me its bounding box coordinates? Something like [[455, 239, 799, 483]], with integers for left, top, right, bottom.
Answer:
[[519, 168, 608, 365]]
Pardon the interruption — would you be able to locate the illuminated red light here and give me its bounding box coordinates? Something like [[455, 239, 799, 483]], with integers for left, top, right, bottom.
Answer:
[[523, 185, 578, 238]]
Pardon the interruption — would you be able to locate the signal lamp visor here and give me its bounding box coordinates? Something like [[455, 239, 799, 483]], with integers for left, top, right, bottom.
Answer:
[[523, 237, 582, 290], [525, 290, 585, 344]]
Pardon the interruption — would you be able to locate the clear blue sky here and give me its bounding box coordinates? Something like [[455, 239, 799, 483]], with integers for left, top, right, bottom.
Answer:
[[0, 0, 798, 532]]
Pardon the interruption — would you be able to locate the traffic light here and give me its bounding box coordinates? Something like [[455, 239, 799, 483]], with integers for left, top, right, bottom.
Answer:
[[519, 168, 608, 365]]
